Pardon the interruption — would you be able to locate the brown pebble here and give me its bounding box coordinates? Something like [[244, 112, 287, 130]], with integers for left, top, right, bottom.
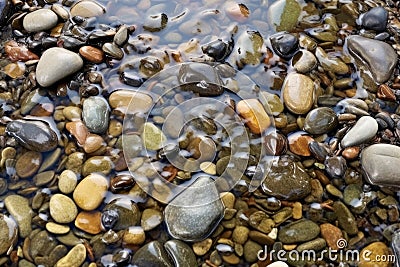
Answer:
[[79, 46, 104, 63], [288, 133, 314, 156], [377, 84, 396, 101], [30, 103, 54, 117], [320, 223, 343, 250], [237, 99, 271, 134], [75, 211, 103, 235], [83, 133, 104, 153], [342, 146, 360, 160], [5, 40, 39, 62], [66, 121, 89, 145], [16, 151, 42, 178], [222, 254, 240, 265]]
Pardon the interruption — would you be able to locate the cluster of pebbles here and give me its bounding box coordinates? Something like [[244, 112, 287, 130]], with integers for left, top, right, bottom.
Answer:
[[1, 0, 400, 266]]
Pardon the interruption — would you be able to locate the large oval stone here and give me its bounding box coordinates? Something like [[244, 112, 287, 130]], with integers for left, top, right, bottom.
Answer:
[[164, 177, 224, 242], [304, 107, 338, 135], [49, 194, 78, 224], [361, 144, 400, 187], [4, 195, 32, 238], [278, 219, 320, 243], [36, 47, 83, 87], [82, 96, 109, 134], [70, 0, 105, 18], [73, 173, 109, 211], [23, 9, 58, 32], [109, 90, 153, 114], [282, 73, 314, 114]]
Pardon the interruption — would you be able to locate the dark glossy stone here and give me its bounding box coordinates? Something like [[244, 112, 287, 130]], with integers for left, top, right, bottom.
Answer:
[[308, 141, 329, 162], [201, 38, 234, 62], [263, 132, 287, 156], [120, 70, 144, 87], [164, 240, 197, 267], [178, 63, 224, 96], [0, 0, 12, 27], [103, 198, 140, 230], [131, 241, 173, 267], [360, 6, 388, 32], [304, 107, 338, 135], [324, 156, 347, 179], [6, 120, 58, 152], [270, 32, 299, 59], [110, 175, 135, 193], [101, 210, 119, 230]]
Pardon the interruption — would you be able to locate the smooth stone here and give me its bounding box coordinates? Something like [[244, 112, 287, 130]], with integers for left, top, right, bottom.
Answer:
[[278, 219, 320, 243], [66, 120, 88, 145], [79, 46, 104, 63], [15, 151, 42, 178], [296, 238, 326, 252], [6, 120, 58, 152], [341, 116, 378, 147], [131, 241, 173, 267], [164, 240, 197, 267], [142, 122, 167, 151], [360, 144, 400, 187], [81, 156, 112, 177], [333, 201, 358, 235], [236, 99, 271, 134], [70, 0, 105, 17], [141, 209, 163, 231], [359, 242, 391, 267], [244, 240, 262, 263], [232, 226, 250, 245], [4, 62, 25, 78], [0, 214, 17, 255], [260, 91, 284, 116], [58, 170, 78, 194], [164, 177, 225, 241], [46, 222, 70, 235], [73, 173, 109, 211], [4, 195, 32, 238], [63, 106, 82, 121], [29, 230, 58, 259], [114, 25, 128, 46], [103, 198, 141, 230], [36, 47, 83, 87], [163, 106, 184, 138], [143, 13, 168, 32], [123, 226, 146, 245], [109, 90, 153, 114], [324, 156, 347, 179], [288, 133, 313, 157], [360, 7, 388, 32], [315, 47, 349, 75], [55, 244, 86, 267], [282, 73, 314, 114], [320, 223, 343, 250], [75, 211, 102, 234], [102, 42, 124, 60], [267, 262, 289, 267], [51, 4, 69, 20], [34, 170, 55, 186], [50, 194, 78, 224], [268, 0, 301, 32], [304, 107, 338, 135], [23, 9, 58, 32], [293, 50, 317, 73], [346, 35, 397, 83], [82, 96, 109, 134], [262, 156, 311, 200], [193, 239, 212, 256], [83, 133, 104, 153], [270, 32, 299, 59]]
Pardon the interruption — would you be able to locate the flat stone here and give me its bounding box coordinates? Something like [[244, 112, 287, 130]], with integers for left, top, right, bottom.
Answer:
[[73, 173, 109, 211], [70, 0, 105, 18], [333, 201, 358, 235], [75, 211, 102, 234], [123, 226, 145, 245], [236, 99, 271, 134], [282, 73, 314, 114], [109, 90, 153, 114], [82, 96, 109, 134], [360, 144, 400, 187], [142, 122, 167, 151], [304, 107, 338, 135], [55, 244, 86, 267], [46, 222, 70, 235], [50, 194, 78, 224], [278, 219, 320, 243], [0, 214, 17, 255], [346, 35, 397, 83], [36, 47, 83, 87], [4, 195, 32, 238], [15, 151, 42, 178], [341, 116, 378, 147], [23, 9, 58, 32], [164, 177, 224, 241]]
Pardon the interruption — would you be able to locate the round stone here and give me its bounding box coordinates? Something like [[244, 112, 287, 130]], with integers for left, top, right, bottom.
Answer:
[[232, 226, 250, 245], [81, 156, 112, 177], [70, 0, 105, 18], [142, 122, 167, 151], [58, 170, 78, 194], [15, 151, 42, 178], [293, 50, 317, 73], [278, 219, 320, 243], [46, 222, 70, 235], [50, 194, 78, 224], [109, 90, 153, 114], [360, 7, 388, 32], [79, 46, 104, 63], [73, 173, 109, 211], [75, 211, 102, 234], [123, 226, 146, 245], [282, 73, 314, 114], [82, 96, 109, 134], [23, 9, 58, 32], [304, 107, 338, 135], [83, 133, 104, 153], [63, 106, 82, 121], [341, 116, 378, 147]]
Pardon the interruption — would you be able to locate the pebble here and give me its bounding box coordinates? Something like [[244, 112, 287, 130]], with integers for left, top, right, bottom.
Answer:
[[200, 162, 217, 175], [70, 0, 105, 17], [4, 62, 25, 78], [341, 116, 378, 147], [304, 107, 338, 135], [236, 99, 271, 134], [165, 176, 224, 241], [232, 226, 250, 245], [123, 226, 146, 245], [0, 214, 17, 255], [361, 144, 400, 187], [23, 9, 58, 32], [109, 90, 153, 114], [75, 211, 102, 234], [15, 151, 42, 178], [320, 223, 343, 250], [50, 194, 78, 224], [267, 262, 289, 267], [51, 4, 69, 20], [297, 238, 326, 252], [377, 84, 396, 101], [243, 240, 262, 263], [46, 222, 70, 235], [83, 133, 104, 153], [282, 73, 314, 114], [270, 32, 299, 59], [346, 35, 397, 83], [268, 0, 301, 32], [333, 201, 358, 235], [192, 239, 212, 256], [260, 91, 284, 115], [359, 242, 391, 267], [114, 25, 129, 46], [278, 219, 320, 243], [324, 156, 347, 179], [36, 47, 83, 87], [360, 7, 388, 32], [102, 198, 141, 230], [79, 46, 104, 63], [83, 96, 109, 134], [73, 173, 108, 210], [142, 122, 167, 151], [55, 244, 86, 267], [315, 47, 349, 75], [288, 132, 313, 156], [102, 42, 124, 60], [293, 50, 317, 73], [143, 13, 168, 32], [5, 40, 39, 62], [58, 170, 78, 194], [6, 120, 58, 152], [131, 241, 172, 267], [262, 156, 311, 200], [141, 209, 163, 231], [4, 195, 32, 238], [81, 156, 112, 177], [66, 120, 88, 145]]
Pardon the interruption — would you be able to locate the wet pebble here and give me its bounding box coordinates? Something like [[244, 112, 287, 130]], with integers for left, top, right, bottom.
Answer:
[[341, 116, 378, 147], [73, 173, 108, 210], [360, 7, 388, 32], [66, 120, 88, 145], [288, 132, 313, 156], [236, 99, 271, 134], [55, 243, 86, 267], [324, 156, 347, 179], [0, 214, 17, 255], [75, 211, 102, 234], [268, 0, 301, 32], [293, 50, 317, 73], [15, 151, 42, 178], [270, 32, 298, 59], [278, 219, 320, 243], [320, 223, 343, 250], [333, 201, 358, 235], [83, 133, 104, 153], [36, 47, 83, 87], [109, 90, 153, 114], [143, 13, 168, 32], [141, 209, 163, 231], [83, 96, 109, 134], [4, 195, 32, 238], [81, 156, 112, 176], [304, 107, 338, 135], [142, 122, 167, 151], [50, 194, 78, 224], [103, 198, 141, 230], [46, 222, 70, 235], [282, 73, 314, 114], [131, 241, 172, 267], [79, 46, 104, 63], [123, 226, 145, 245], [70, 0, 105, 18], [23, 9, 58, 32], [359, 242, 391, 267]]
